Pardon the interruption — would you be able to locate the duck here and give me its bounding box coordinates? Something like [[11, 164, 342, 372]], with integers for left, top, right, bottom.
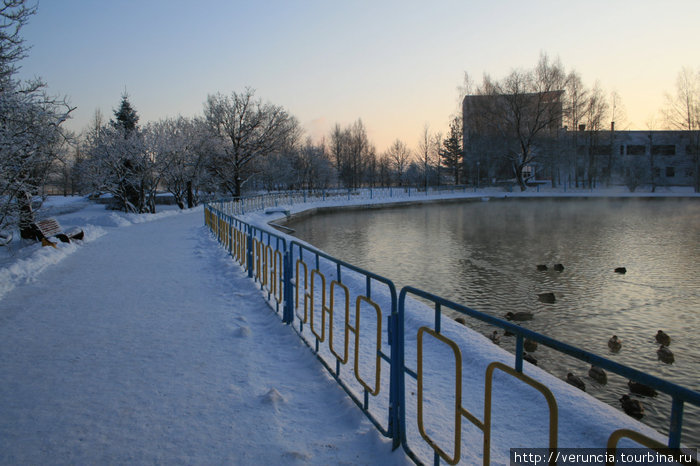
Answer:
[[614, 267, 627, 274], [505, 311, 533, 321], [566, 372, 586, 391], [657, 345, 674, 364], [455, 316, 466, 326], [608, 335, 622, 352], [628, 380, 657, 397], [537, 292, 556, 304], [523, 352, 538, 366], [524, 339, 538, 353], [655, 330, 671, 347], [619, 394, 644, 418], [588, 365, 607, 384], [489, 330, 500, 345], [536, 264, 548, 271], [553, 263, 564, 272]]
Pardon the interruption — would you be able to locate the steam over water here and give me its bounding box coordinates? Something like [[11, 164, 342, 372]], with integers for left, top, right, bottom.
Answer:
[[288, 197, 700, 446]]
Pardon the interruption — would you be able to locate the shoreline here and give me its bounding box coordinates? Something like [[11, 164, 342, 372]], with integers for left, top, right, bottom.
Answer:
[[270, 189, 700, 230]]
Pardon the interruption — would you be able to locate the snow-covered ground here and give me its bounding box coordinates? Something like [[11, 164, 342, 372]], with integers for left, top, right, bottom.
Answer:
[[0, 187, 697, 464], [0, 198, 410, 464]]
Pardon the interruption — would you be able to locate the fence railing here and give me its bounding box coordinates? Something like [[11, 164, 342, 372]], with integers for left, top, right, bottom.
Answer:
[[206, 186, 476, 216], [204, 201, 699, 465]]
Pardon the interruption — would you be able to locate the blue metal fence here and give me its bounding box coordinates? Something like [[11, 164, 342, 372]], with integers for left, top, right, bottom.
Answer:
[[204, 202, 700, 465], [288, 239, 401, 444], [206, 186, 473, 216]]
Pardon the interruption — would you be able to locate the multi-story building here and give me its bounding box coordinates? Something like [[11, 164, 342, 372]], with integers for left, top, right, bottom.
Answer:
[[462, 93, 699, 190], [558, 126, 698, 189]]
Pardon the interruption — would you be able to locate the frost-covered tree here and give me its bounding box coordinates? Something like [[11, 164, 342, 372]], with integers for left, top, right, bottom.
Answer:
[[204, 88, 294, 197], [81, 121, 147, 212], [326, 119, 377, 188], [144, 116, 210, 209], [377, 153, 392, 187], [290, 137, 334, 191], [79, 95, 166, 212], [0, 0, 74, 237], [0, 0, 34, 81], [417, 124, 440, 188], [385, 139, 411, 186], [329, 123, 349, 186], [257, 151, 295, 191]]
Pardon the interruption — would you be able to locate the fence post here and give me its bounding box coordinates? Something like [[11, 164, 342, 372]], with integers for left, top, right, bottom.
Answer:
[[389, 300, 403, 450], [282, 248, 293, 324], [247, 226, 254, 279]]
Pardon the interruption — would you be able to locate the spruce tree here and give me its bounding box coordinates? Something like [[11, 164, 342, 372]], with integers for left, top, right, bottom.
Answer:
[[112, 93, 139, 134], [109, 93, 142, 211], [441, 117, 463, 185]]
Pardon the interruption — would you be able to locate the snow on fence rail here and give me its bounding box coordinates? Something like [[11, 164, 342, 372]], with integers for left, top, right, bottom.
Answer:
[[206, 186, 474, 216], [204, 200, 700, 465]]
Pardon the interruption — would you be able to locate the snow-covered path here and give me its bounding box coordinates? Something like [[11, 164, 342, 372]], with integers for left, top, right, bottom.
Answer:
[[0, 208, 409, 464]]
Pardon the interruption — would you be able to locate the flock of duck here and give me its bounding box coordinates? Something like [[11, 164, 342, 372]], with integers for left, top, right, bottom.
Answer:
[[458, 264, 677, 420], [485, 328, 674, 419]]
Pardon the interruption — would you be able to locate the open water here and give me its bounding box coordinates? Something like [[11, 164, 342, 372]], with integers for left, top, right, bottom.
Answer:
[[287, 197, 700, 447]]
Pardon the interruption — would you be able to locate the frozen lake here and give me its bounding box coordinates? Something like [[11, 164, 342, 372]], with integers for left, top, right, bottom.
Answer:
[[287, 197, 700, 447]]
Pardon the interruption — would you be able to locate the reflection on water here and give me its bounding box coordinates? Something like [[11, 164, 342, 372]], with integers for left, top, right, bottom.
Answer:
[[288, 198, 700, 446]]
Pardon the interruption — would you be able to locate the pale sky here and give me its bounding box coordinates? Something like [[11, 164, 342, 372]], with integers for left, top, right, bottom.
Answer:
[[17, 0, 700, 153]]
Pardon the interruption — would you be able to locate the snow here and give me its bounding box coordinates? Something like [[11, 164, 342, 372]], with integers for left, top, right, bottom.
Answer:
[[0, 198, 409, 465], [0, 188, 697, 464]]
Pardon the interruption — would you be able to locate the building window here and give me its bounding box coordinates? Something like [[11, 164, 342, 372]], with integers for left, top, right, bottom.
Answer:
[[653, 167, 661, 177], [620, 145, 625, 155], [685, 168, 694, 177], [627, 145, 646, 155], [665, 166, 675, 177], [652, 145, 676, 155]]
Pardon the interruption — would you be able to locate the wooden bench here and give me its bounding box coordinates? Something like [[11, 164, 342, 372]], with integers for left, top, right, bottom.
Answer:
[[32, 218, 84, 247]]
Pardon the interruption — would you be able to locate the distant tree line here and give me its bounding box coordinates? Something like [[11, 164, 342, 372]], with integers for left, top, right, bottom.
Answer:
[[68, 91, 466, 213]]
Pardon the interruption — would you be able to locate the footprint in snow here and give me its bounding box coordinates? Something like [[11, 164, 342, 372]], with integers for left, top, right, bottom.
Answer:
[[282, 451, 311, 461], [233, 326, 251, 338], [261, 387, 286, 410]]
